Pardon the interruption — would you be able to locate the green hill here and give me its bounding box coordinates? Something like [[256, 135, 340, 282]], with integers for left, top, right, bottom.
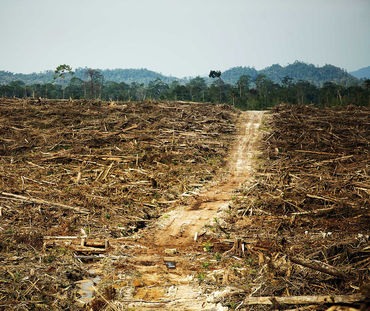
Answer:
[[0, 62, 360, 87], [259, 61, 358, 86], [0, 70, 55, 85], [0, 68, 177, 86], [208, 62, 358, 86], [80, 68, 177, 85], [350, 66, 370, 79], [220, 66, 258, 84]]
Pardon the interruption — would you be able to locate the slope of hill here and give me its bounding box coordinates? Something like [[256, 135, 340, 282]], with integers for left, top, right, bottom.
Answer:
[[0, 68, 178, 86], [74, 68, 177, 85], [259, 61, 358, 86], [0, 70, 55, 85], [220, 66, 258, 84], [0, 62, 360, 87], [350, 66, 370, 79]]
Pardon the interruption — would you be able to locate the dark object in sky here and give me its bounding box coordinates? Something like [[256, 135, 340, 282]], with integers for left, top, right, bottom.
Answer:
[[209, 70, 221, 78]]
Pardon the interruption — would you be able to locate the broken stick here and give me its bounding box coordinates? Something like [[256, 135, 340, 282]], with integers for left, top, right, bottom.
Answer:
[[0, 192, 89, 214], [290, 256, 349, 279], [242, 294, 364, 306]]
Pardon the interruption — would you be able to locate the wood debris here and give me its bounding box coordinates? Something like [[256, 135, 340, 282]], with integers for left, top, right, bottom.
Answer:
[[0, 98, 237, 309], [221, 104, 369, 309]]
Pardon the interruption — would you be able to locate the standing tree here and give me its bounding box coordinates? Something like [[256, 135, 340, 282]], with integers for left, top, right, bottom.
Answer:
[[281, 76, 293, 102], [85, 69, 104, 99], [147, 78, 169, 100], [209, 70, 222, 103], [237, 75, 251, 98], [54, 64, 74, 99], [187, 77, 207, 102]]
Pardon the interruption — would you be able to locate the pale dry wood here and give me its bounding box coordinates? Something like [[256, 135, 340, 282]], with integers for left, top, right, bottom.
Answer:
[[71, 246, 108, 253], [242, 294, 364, 305], [315, 155, 354, 165], [291, 207, 335, 216], [290, 256, 349, 279], [295, 150, 341, 156], [44, 236, 79, 239], [306, 194, 340, 203], [121, 124, 138, 132], [0, 192, 89, 214]]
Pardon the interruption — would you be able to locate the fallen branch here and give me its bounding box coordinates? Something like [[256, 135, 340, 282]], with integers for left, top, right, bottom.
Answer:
[[242, 294, 364, 305], [295, 150, 341, 156], [0, 192, 89, 214], [291, 207, 335, 216], [290, 256, 349, 279], [306, 194, 339, 203], [121, 124, 138, 132]]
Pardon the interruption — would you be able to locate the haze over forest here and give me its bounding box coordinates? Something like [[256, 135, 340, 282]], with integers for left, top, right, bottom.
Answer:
[[0, 61, 368, 87], [0, 1, 369, 109]]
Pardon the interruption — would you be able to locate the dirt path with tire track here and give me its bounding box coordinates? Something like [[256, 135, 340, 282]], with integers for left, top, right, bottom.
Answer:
[[93, 111, 264, 310]]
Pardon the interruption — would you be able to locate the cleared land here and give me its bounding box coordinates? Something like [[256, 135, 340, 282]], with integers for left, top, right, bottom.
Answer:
[[222, 104, 369, 309], [0, 98, 237, 310], [0, 99, 368, 311]]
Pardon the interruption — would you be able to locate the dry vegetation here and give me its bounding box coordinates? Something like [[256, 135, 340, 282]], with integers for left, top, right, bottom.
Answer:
[[0, 98, 237, 310], [0, 99, 369, 310], [218, 104, 369, 309]]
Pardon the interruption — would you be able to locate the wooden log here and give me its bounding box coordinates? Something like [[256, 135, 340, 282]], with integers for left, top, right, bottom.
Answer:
[[73, 246, 107, 253], [44, 236, 79, 240], [242, 294, 364, 305], [290, 256, 349, 279]]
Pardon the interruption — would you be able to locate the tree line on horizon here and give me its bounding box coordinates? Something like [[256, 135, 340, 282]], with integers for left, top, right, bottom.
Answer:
[[0, 68, 369, 109], [1, 61, 365, 87]]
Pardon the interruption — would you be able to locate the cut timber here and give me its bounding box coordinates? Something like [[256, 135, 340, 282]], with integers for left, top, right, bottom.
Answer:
[[294, 150, 341, 156], [121, 124, 138, 132], [44, 236, 79, 240], [290, 256, 349, 279], [223, 238, 246, 257], [0, 192, 89, 214], [44, 237, 109, 253], [242, 294, 365, 305], [73, 246, 107, 253], [291, 207, 335, 216]]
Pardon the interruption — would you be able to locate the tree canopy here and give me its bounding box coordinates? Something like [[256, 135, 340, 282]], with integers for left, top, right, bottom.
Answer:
[[0, 69, 368, 109]]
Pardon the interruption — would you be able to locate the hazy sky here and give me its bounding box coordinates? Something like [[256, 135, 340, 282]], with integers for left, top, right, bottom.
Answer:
[[0, 0, 369, 77]]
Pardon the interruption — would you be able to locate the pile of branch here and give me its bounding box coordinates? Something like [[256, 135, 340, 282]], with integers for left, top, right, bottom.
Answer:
[[0, 98, 238, 309], [221, 104, 369, 309], [0, 99, 237, 237]]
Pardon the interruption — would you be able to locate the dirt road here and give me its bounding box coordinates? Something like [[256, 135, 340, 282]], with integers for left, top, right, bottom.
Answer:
[[94, 111, 264, 310], [149, 111, 263, 248]]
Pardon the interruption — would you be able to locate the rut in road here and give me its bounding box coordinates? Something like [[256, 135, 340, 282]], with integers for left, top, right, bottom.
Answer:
[[108, 111, 264, 310]]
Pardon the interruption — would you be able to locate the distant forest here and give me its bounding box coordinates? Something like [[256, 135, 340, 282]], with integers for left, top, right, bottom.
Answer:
[[0, 62, 369, 109], [0, 61, 364, 86]]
